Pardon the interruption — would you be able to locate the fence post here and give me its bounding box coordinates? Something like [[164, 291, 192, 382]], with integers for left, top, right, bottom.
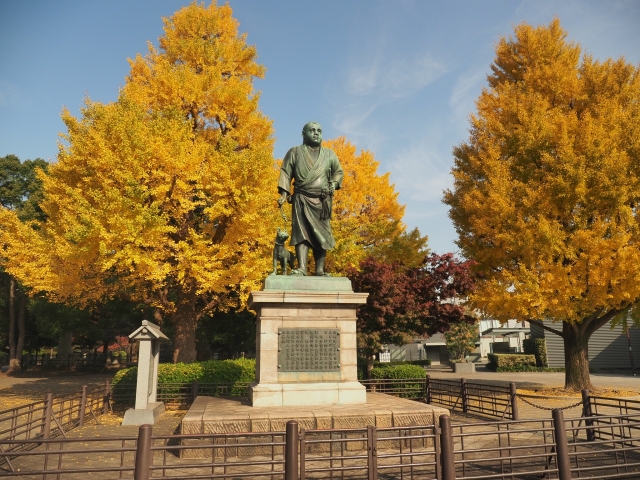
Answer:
[[460, 378, 468, 413], [79, 385, 87, 427], [552, 409, 572, 480], [103, 379, 111, 415], [42, 393, 53, 439], [285, 420, 299, 480], [367, 425, 378, 480], [510, 383, 519, 420], [440, 415, 456, 480], [134, 424, 153, 480], [426, 375, 432, 404], [581, 389, 595, 442], [192, 380, 199, 403]]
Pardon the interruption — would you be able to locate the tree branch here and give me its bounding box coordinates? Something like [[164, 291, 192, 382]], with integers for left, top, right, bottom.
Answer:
[[196, 297, 220, 321], [584, 308, 623, 337], [528, 319, 563, 337]]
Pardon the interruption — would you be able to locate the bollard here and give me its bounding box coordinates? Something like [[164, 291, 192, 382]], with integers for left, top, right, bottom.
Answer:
[[552, 409, 572, 480], [134, 424, 153, 480], [440, 415, 456, 480], [581, 389, 595, 442], [285, 420, 299, 480], [510, 383, 519, 421], [79, 385, 87, 427], [461, 378, 468, 413], [42, 393, 53, 439]]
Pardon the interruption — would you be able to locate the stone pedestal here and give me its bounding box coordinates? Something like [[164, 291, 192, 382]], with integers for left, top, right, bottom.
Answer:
[[184, 393, 449, 434], [249, 276, 368, 407], [122, 320, 169, 425]]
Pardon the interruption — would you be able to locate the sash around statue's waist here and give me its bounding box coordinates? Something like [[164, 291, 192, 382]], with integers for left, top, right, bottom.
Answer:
[[294, 187, 325, 199], [294, 187, 333, 220]]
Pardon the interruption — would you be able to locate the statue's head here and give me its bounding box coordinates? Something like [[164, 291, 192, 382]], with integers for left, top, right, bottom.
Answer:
[[302, 121, 322, 147]]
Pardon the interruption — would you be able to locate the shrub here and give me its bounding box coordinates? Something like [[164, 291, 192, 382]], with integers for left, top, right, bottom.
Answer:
[[523, 338, 548, 367], [487, 353, 536, 372], [370, 364, 426, 379], [359, 358, 431, 379], [113, 358, 256, 386]]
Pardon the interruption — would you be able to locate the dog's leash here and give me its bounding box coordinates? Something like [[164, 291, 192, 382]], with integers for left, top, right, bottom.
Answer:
[[279, 194, 292, 224], [279, 202, 289, 224]]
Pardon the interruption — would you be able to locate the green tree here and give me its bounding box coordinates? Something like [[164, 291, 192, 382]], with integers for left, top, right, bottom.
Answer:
[[0, 155, 48, 373], [444, 320, 478, 362], [443, 19, 640, 390]]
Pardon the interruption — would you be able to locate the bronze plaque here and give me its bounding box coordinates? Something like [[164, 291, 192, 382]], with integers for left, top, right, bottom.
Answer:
[[278, 328, 340, 372]]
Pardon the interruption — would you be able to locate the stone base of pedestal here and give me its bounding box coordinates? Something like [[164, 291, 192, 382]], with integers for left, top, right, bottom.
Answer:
[[249, 280, 369, 408], [121, 401, 165, 425], [249, 380, 366, 407], [180, 393, 449, 458]]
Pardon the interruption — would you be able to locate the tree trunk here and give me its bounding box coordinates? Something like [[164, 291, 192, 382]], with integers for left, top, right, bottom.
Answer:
[[7, 276, 18, 374], [366, 354, 374, 379], [563, 322, 593, 391], [172, 302, 198, 363], [57, 331, 73, 356], [104, 340, 112, 366], [15, 292, 26, 370]]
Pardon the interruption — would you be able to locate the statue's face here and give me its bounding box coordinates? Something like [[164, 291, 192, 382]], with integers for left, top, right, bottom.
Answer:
[[302, 122, 322, 147]]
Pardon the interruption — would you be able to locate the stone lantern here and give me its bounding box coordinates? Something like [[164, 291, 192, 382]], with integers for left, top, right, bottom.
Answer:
[[122, 320, 169, 425]]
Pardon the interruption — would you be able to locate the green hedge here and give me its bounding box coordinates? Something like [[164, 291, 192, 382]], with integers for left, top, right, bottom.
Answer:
[[487, 353, 536, 372], [357, 358, 431, 379], [370, 364, 426, 379], [113, 358, 256, 386], [523, 338, 548, 367]]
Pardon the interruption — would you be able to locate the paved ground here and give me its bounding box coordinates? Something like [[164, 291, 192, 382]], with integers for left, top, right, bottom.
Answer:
[[0, 371, 113, 398], [425, 364, 640, 390]]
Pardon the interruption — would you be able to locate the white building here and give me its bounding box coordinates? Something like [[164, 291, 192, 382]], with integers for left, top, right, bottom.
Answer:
[[479, 319, 530, 357]]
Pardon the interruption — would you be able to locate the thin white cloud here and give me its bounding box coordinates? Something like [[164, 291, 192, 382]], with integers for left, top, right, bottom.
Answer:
[[346, 53, 446, 99], [0, 80, 19, 106], [389, 142, 453, 203], [449, 68, 486, 123], [331, 52, 449, 149]]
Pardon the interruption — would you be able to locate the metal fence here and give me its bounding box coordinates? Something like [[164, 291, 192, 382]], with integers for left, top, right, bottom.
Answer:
[[110, 377, 516, 421], [0, 382, 111, 457], [111, 381, 254, 409], [2, 408, 640, 479], [425, 377, 519, 420]]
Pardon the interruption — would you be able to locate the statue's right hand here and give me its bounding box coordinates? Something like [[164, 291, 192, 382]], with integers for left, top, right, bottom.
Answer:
[[277, 193, 287, 207]]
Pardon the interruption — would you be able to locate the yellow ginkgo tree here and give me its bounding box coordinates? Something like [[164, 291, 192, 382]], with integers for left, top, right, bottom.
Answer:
[[444, 18, 640, 390], [321, 137, 414, 273], [0, 2, 277, 363]]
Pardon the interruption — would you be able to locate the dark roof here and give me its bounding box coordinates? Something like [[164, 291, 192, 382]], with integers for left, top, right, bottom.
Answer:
[[481, 327, 529, 336]]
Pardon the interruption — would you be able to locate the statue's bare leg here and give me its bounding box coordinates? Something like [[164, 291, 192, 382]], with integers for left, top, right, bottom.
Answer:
[[313, 248, 327, 276], [293, 242, 309, 275]]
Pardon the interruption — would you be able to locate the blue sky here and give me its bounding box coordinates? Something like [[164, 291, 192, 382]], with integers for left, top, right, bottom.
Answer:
[[1, 1, 639, 255]]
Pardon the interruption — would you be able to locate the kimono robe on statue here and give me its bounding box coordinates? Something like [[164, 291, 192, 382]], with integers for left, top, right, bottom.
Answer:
[[278, 145, 344, 250]]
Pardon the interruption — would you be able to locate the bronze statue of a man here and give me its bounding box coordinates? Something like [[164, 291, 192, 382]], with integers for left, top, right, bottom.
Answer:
[[277, 122, 344, 276]]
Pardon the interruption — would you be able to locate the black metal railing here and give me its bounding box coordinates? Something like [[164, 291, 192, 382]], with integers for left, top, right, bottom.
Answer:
[[111, 381, 253, 408], [2, 409, 640, 479]]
